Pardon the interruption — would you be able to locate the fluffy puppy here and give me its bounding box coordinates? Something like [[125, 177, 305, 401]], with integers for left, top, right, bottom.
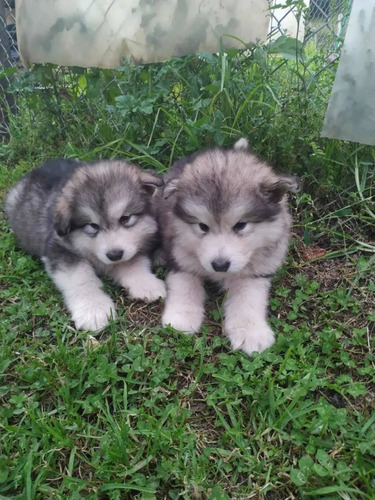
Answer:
[[5, 158, 166, 330], [159, 139, 299, 356]]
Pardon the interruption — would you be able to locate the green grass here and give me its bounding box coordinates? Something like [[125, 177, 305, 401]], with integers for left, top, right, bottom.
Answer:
[[1, 198, 374, 499], [1, 43, 375, 499]]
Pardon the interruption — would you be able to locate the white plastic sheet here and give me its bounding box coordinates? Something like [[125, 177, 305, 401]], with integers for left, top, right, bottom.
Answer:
[[16, 0, 269, 68], [322, 0, 375, 146]]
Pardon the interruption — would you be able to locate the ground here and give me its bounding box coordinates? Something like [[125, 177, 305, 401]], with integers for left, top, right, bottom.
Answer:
[[1, 166, 374, 499]]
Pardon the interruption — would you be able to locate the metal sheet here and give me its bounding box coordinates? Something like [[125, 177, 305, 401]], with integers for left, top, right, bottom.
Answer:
[[322, 0, 375, 146], [16, 0, 269, 68]]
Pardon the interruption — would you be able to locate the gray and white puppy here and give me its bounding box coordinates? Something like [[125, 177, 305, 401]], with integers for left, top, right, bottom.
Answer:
[[159, 139, 299, 356], [5, 159, 166, 330]]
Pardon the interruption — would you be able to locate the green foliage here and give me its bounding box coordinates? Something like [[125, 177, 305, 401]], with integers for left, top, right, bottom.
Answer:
[[4, 42, 373, 191]]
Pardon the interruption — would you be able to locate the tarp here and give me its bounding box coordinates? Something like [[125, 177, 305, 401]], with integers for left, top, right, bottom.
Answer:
[[322, 0, 375, 146], [16, 0, 269, 68]]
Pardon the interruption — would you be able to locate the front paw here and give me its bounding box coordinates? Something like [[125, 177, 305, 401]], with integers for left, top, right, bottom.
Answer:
[[225, 321, 275, 356], [128, 276, 166, 303], [162, 306, 203, 334], [71, 295, 116, 331]]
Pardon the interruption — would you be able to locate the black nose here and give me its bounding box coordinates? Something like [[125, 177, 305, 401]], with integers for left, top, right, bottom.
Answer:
[[106, 249, 124, 262], [211, 259, 230, 272]]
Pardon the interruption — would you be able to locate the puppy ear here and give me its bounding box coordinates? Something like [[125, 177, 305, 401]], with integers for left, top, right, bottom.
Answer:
[[140, 172, 164, 196], [234, 137, 250, 151], [260, 175, 300, 203], [53, 193, 73, 237], [163, 178, 178, 199], [54, 208, 71, 237]]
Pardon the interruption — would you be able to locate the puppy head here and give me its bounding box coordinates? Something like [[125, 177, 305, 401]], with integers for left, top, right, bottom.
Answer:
[[165, 142, 299, 276], [54, 161, 162, 265]]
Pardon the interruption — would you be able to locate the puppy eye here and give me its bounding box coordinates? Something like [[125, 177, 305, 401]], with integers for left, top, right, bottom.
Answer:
[[233, 221, 247, 232], [199, 223, 209, 233], [120, 215, 137, 227], [83, 223, 100, 236], [120, 215, 130, 224]]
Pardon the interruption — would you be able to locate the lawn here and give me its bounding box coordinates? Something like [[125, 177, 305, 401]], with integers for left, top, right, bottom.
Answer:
[[0, 42, 374, 499]]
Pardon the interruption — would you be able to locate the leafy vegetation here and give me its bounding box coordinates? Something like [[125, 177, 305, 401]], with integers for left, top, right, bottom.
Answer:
[[0, 28, 374, 499]]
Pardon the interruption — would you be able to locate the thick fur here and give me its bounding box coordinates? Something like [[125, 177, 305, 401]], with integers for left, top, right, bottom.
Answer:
[[159, 139, 299, 356], [5, 159, 166, 330]]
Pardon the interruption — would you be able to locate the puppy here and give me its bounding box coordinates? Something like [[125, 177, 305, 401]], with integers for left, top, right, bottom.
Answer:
[[5, 158, 166, 330], [159, 139, 299, 356]]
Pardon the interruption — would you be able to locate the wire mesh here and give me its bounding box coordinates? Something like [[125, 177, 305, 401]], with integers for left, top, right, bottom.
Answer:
[[269, 0, 352, 99], [0, 0, 18, 135]]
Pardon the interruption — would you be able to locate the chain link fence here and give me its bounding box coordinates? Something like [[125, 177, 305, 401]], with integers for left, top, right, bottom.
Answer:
[[0, 0, 352, 139], [0, 0, 17, 136], [270, 0, 351, 46], [269, 0, 352, 98]]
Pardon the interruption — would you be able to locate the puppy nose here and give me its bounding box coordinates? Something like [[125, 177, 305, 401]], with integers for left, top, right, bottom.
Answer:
[[106, 249, 124, 262], [211, 259, 230, 272]]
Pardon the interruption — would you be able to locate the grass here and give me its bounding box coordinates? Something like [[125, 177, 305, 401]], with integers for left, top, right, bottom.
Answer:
[[1, 41, 375, 499]]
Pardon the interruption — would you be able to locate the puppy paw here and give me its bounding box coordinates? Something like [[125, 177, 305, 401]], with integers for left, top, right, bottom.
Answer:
[[71, 295, 117, 331], [128, 276, 166, 303], [162, 307, 203, 334], [226, 322, 275, 356]]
